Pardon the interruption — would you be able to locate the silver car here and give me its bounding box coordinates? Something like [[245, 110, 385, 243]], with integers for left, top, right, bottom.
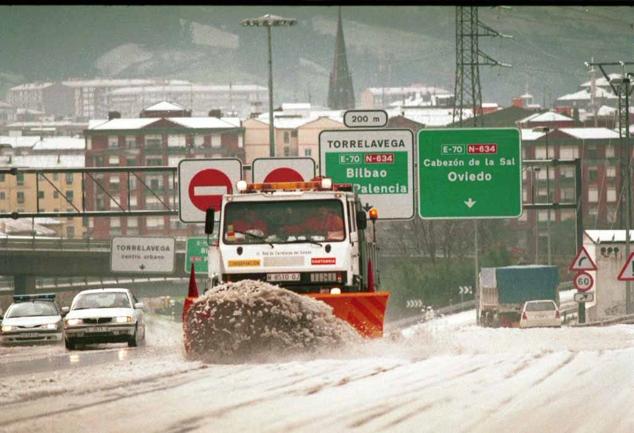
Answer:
[[519, 300, 562, 328], [1, 294, 63, 345], [63, 288, 145, 350]]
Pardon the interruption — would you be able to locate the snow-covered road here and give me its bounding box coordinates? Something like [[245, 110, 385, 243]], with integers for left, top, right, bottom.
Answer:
[[1, 312, 633, 433]]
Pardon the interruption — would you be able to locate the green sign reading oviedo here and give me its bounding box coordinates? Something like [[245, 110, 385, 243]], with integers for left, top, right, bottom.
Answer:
[[418, 128, 522, 219], [319, 129, 414, 219]]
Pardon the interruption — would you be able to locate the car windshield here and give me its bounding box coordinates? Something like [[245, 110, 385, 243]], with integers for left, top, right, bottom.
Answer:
[[6, 301, 58, 318], [223, 199, 346, 244], [73, 292, 131, 310], [525, 301, 556, 312]]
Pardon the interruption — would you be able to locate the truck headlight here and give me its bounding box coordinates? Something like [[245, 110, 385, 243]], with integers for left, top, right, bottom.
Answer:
[[65, 318, 82, 327], [114, 316, 133, 324], [1, 325, 13, 332]]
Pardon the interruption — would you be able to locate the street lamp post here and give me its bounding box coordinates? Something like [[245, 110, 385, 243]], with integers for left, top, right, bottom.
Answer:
[[241, 14, 297, 158]]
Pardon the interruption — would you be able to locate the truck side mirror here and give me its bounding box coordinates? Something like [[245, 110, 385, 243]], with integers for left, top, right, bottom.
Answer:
[[356, 210, 367, 230], [204, 208, 215, 235]]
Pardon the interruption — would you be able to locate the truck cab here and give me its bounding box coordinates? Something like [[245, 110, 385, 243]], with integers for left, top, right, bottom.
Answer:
[[203, 177, 389, 337], [208, 178, 370, 294]]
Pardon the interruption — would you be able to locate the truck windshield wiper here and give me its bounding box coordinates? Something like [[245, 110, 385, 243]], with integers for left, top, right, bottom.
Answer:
[[283, 238, 323, 247], [234, 230, 274, 248]]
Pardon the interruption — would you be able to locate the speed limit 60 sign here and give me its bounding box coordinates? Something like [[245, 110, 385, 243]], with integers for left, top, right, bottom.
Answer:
[[574, 271, 594, 292]]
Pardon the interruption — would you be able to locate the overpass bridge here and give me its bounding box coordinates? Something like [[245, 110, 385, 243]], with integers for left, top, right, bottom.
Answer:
[[0, 237, 196, 295]]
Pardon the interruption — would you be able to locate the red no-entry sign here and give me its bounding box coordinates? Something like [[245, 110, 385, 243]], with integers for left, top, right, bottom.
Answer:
[[188, 169, 232, 212], [178, 159, 242, 223], [252, 157, 315, 183]]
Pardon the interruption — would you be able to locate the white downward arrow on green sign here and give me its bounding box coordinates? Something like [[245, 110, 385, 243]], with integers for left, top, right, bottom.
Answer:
[[464, 198, 476, 208]]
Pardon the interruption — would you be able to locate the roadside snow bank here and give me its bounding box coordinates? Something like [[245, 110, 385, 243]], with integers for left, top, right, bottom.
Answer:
[[184, 280, 361, 363]]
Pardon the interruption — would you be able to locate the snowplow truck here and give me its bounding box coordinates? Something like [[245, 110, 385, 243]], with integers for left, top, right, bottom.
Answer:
[[192, 177, 389, 338]]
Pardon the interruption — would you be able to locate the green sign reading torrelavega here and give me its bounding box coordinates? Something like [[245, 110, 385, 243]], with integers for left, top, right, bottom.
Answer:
[[418, 128, 522, 219]]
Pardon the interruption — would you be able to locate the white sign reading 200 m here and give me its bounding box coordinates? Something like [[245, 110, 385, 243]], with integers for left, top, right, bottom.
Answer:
[[319, 129, 414, 219]]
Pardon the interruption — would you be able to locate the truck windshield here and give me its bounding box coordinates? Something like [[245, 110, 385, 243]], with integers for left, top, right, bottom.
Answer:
[[223, 199, 345, 244]]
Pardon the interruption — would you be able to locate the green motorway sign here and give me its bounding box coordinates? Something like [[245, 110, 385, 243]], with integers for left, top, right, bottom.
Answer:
[[185, 237, 210, 273], [418, 128, 522, 219], [319, 129, 414, 219]]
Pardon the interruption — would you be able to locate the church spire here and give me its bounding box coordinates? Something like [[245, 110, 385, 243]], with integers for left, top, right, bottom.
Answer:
[[327, 7, 355, 110]]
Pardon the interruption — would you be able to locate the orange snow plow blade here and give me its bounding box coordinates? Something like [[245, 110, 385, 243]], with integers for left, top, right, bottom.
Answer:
[[308, 291, 389, 338]]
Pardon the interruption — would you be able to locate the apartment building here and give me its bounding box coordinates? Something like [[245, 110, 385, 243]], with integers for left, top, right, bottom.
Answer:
[[83, 101, 245, 240]]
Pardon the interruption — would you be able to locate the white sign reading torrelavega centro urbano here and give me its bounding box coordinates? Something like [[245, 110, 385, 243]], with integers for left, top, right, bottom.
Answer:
[[111, 237, 175, 274]]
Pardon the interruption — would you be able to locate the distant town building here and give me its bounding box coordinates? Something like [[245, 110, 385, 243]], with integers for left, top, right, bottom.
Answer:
[[327, 7, 355, 110], [242, 103, 344, 164], [6, 78, 266, 121], [83, 101, 245, 239], [359, 84, 453, 110], [0, 101, 16, 125], [106, 84, 268, 120]]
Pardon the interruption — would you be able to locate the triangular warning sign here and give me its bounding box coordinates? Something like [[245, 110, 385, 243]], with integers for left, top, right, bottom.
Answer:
[[617, 252, 634, 281], [569, 246, 597, 271]]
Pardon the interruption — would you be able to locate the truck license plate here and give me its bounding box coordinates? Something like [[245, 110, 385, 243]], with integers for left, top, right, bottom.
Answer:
[[267, 273, 301, 282]]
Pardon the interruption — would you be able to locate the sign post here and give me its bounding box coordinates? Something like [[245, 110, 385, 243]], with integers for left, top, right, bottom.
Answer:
[[178, 158, 242, 223], [319, 129, 414, 220], [418, 128, 522, 219], [111, 237, 175, 274]]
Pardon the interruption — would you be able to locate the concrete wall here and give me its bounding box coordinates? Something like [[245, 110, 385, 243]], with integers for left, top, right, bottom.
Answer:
[[584, 240, 629, 321]]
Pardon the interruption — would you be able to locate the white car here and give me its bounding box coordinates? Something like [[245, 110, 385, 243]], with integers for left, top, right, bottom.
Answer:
[[63, 288, 145, 350], [1, 294, 63, 345], [519, 300, 561, 328]]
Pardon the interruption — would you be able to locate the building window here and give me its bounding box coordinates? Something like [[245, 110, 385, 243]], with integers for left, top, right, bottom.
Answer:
[[304, 148, 312, 157], [194, 135, 205, 147], [291, 130, 298, 138], [125, 136, 137, 148], [54, 191, 59, 199], [168, 134, 186, 148], [607, 186, 617, 202], [211, 134, 221, 148], [588, 186, 598, 203], [146, 158, 163, 166], [108, 136, 119, 148], [65, 173, 73, 184], [66, 226, 75, 238], [0, 192, 5, 200], [38, 191, 45, 199], [607, 166, 616, 178], [17, 173, 24, 185], [559, 145, 579, 159], [145, 135, 162, 148], [283, 146, 290, 157], [111, 217, 121, 228], [66, 191, 74, 202], [561, 209, 575, 221], [535, 146, 547, 159], [17, 192, 24, 203], [283, 131, 290, 144], [127, 158, 137, 166], [585, 145, 598, 159], [108, 156, 119, 165], [0, 173, 5, 182], [588, 168, 598, 182], [146, 216, 163, 228], [605, 145, 615, 158], [127, 217, 138, 228]]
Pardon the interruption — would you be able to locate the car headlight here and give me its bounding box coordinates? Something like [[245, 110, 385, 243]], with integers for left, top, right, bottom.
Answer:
[[46, 323, 59, 330], [114, 316, 133, 324], [1, 325, 13, 332], [65, 318, 82, 327]]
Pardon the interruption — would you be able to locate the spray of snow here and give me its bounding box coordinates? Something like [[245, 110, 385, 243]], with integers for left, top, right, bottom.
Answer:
[[184, 280, 361, 364]]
